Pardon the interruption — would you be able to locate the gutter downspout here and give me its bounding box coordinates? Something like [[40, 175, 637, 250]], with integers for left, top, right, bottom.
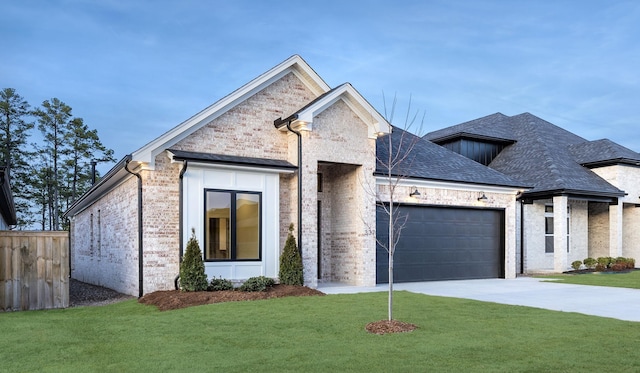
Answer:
[[287, 122, 303, 256], [175, 160, 188, 290], [125, 158, 144, 298], [274, 114, 303, 257]]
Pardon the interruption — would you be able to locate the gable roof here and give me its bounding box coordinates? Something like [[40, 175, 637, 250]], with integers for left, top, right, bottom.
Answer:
[[376, 126, 528, 188], [426, 112, 626, 199], [276, 83, 391, 138], [65, 55, 389, 217], [133, 55, 331, 170]]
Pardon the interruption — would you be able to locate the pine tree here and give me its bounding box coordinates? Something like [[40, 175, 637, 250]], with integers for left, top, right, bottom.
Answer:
[[180, 229, 208, 291], [0, 88, 35, 228], [33, 98, 72, 230], [279, 223, 303, 285]]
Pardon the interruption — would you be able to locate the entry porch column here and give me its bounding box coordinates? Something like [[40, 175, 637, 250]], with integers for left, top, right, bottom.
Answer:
[[553, 196, 568, 272], [609, 201, 623, 257]]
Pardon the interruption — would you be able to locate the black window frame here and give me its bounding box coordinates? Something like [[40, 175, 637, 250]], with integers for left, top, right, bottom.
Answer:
[[203, 189, 262, 262]]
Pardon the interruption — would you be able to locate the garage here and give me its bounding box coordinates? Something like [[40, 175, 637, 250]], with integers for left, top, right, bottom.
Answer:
[[376, 205, 505, 283]]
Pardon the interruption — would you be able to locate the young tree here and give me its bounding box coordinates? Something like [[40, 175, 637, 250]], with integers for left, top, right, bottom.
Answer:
[[0, 88, 35, 228], [375, 93, 424, 321]]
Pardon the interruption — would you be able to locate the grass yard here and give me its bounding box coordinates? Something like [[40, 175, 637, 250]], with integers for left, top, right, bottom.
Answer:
[[539, 269, 640, 289], [1, 291, 639, 372]]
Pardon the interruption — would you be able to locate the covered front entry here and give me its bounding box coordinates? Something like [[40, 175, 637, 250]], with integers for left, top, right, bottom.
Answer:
[[376, 205, 505, 283]]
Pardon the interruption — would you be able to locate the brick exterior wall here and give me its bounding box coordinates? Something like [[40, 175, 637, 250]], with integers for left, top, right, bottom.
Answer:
[[591, 164, 640, 263], [138, 156, 181, 293], [70, 177, 139, 295], [298, 100, 377, 287]]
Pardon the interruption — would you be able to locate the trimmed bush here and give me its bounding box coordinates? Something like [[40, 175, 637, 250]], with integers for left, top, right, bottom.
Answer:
[[239, 276, 275, 292], [571, 260, 582, 271], [279, 223, 304, 286], [208, 277, 234, 291], [597, 257, 613, 269], [179, 229, 208, 292], [583, 257, 597, 269], [611, 263, 628, 271]]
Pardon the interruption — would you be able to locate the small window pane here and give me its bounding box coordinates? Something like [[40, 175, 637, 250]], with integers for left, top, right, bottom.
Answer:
[[206, 192, 231, 259], [545, 236, 554, 253], [235, 193, 260, 259], [545, 205, 553, 213], [545, 217, 554, 234]]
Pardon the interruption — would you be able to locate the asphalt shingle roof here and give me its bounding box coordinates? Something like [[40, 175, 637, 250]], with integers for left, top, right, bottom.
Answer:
[[376, 126, 527, 188], [425, 112, 627, 198], [569, 139, 640, 166]]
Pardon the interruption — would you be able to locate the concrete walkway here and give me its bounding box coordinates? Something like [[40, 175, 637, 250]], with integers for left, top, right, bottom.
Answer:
[[318, 277, 640, 322]]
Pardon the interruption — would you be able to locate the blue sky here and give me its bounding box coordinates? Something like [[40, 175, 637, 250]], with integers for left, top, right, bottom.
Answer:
[[2, 0, 639, 173]]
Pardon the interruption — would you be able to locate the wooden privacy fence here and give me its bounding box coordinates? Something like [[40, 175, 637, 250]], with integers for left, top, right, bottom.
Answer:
[[0, 231, 69, 311]]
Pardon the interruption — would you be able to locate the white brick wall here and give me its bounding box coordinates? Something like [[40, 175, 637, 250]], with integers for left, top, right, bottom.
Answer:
[[70, 176, 140, 295]]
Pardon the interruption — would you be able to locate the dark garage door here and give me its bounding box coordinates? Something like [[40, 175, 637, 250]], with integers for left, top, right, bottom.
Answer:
[[376, 205, 505, 283]]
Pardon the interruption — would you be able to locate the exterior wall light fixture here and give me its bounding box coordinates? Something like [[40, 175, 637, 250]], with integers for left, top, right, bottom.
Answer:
[[477, 192, 488, 201], [409, 187, 421, 197]]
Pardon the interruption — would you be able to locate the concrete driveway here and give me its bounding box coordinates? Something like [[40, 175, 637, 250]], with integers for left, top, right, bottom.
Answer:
[[318, 277, 640, 322]]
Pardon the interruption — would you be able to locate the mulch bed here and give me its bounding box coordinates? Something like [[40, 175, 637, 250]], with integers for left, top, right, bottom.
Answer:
[[365, 320, 418, 335], [563, 268, 639, 275], [138, 284, 325, 311]]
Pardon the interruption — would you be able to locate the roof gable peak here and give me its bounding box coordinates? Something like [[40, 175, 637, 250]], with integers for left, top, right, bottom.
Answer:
[[277, 83, 391, 139], [131, 55, 331, 169]]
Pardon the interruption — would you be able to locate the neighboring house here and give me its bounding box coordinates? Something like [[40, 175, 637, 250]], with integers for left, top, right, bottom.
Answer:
[[64, 55, 528, 296], [0, 167, 17, 230], [425, 112, 640, 273]]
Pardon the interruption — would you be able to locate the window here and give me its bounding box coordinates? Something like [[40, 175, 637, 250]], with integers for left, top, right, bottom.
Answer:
[[544, 205, 570, 253], [205, 190, 261, 261]]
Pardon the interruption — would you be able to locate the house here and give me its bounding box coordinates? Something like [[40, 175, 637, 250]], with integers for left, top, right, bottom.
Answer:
[[64, 55, 529, 296], [425, 112, 640, 273], [67, 56, 637, 297], [0, 167, 17, 230]]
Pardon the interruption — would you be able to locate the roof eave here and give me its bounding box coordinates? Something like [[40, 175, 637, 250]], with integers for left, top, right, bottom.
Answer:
[[519, 188, 626, 202]]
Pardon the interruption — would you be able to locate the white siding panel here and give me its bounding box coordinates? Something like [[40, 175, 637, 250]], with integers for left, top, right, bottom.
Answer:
[[183, 165, 280, 281]]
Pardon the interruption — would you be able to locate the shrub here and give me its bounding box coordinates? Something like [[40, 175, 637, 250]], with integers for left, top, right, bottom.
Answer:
[[595, 263, 606, 272], [279, 223, 304, 286], [583, 257, 597, 269], [208, 277, 234, 291], [239, 276, 275, 292], [179, 229, 208, 292], [571, 260, 582, 271], [627, 258, 636, 269], [597, 257, 613, 269], [611, 263, 628, 272]]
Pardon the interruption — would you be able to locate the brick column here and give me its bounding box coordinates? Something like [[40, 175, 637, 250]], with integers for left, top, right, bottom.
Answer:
[[609, 202, 623, 257], [553, 196, 568, 272]]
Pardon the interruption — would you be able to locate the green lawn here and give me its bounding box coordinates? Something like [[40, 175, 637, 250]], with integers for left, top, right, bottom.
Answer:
[[1, 292, 639, 372], [539, 269, 640, 289]]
